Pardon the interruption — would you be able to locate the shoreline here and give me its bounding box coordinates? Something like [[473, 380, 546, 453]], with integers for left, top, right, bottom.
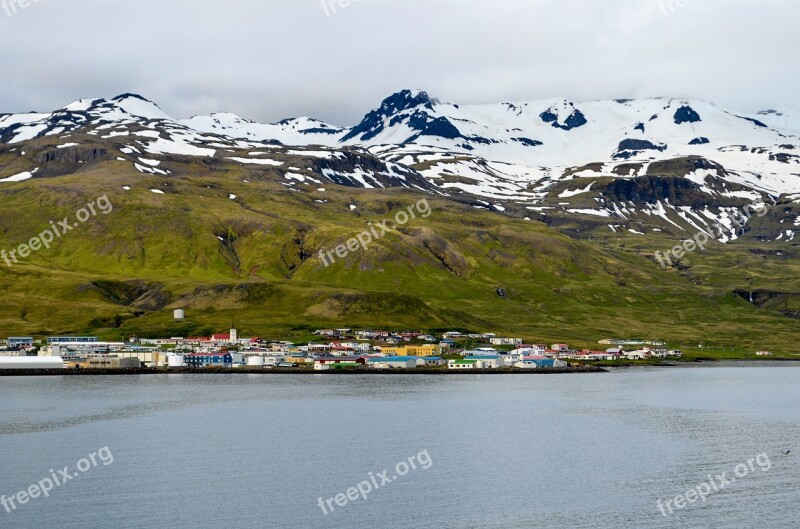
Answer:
[[602, 359, 800, 368], [0, 366, 607, 377]]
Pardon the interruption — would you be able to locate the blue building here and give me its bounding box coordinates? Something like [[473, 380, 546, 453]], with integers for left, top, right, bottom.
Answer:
[[422, 356, 447, 367], [47, 336, 98, 344], [521, 357, 567, 368], [7, 337, 34, 349], [184, 352, 233, 368]]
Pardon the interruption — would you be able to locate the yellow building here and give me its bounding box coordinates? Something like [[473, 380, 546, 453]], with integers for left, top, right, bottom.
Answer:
[[287, 354, 312, 364], [380, 345, 441, 357], [410, 344, 441, 357], [379, 347, 406, 357]]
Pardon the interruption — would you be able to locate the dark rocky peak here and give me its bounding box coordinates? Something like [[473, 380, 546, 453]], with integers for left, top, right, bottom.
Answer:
[[539, 101, 587, 131], [341, 89, 438, 142], [674, 105, 701, 124]]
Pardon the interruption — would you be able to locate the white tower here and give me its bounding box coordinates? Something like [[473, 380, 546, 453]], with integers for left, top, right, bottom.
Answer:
[[230, 327, 238, 344]]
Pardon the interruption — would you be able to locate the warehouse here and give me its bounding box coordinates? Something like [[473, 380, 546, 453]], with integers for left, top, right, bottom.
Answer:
[[86, 357, 141, 369], [0, 356, 65, 369], [367, 356, 417, 369]]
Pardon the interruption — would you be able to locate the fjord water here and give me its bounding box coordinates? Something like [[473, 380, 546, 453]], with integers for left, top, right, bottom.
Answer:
[[1, 367, 798, 529]]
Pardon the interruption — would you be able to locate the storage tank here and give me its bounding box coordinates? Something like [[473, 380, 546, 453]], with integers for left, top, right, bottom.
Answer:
[[246, 356, 265, 367], [167, 354, 186, 368], [173, 309, 185, 320]]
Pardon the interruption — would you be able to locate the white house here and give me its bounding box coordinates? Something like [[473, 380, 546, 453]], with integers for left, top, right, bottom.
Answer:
[[474, 356, 503, 368], [448, 359, 478, 369], [623, 350, 650, 360], [490, 337, 523, 346], [340, 342, 372, 353], [500, 351, 525, 365], [514, 360, 539, 369], [460, 353, 503, 368]]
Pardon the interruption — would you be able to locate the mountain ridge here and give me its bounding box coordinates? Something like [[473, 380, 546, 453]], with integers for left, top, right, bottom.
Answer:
[[2, 89, 800, 246], [2, 91, 800, 349]]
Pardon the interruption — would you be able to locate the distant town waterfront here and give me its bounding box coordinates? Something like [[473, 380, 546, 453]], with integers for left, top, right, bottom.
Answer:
[[0, 328, 707, 373]]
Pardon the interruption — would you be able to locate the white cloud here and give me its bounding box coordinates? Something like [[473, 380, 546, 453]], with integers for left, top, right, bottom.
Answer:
[[0, 0, 796, 125]]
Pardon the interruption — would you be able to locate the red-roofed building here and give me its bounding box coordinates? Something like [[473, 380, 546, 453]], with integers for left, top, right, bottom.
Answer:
[[330, 343, 355, 354], [571, 350, 619, 361], [212, 328, 238, 344]]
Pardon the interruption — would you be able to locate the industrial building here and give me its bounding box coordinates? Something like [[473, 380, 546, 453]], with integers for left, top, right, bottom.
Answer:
[[0, 356, 65, 369], [86, 357, 142, 369], [47, 336, 99, 344], [367, 357, 418, 369]]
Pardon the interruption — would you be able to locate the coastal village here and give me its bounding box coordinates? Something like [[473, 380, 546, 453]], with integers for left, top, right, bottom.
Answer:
[[0, 322, 687, 371]]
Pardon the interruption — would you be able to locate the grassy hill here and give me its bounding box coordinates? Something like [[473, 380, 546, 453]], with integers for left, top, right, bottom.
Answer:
[[1, 138, 799, 354]]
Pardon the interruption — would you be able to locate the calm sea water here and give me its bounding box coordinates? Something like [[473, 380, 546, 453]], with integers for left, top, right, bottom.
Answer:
[[1, 366, 798, 528]]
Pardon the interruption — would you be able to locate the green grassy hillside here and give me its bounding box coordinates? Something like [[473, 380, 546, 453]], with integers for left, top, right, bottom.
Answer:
[[1, 143, 799, 354]]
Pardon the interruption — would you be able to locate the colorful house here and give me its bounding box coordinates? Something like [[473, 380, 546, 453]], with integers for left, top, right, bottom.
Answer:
[[379, 344, 441, 357], [516, 357, 568, 368], [422, 356, 447, 367], [184, 352, 233, 368], [447, 359, 478, 369], [463, 355, 504, 368]]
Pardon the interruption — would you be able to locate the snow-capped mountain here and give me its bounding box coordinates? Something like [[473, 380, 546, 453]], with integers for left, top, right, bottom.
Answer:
[[178, 89, 800, 199], [179, 113, 344, 147], [2, 90, 800, 243], [754, 108, 800, 133]]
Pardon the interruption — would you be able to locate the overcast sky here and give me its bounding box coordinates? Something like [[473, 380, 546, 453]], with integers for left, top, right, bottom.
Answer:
[[0, 0, 796, 125]]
